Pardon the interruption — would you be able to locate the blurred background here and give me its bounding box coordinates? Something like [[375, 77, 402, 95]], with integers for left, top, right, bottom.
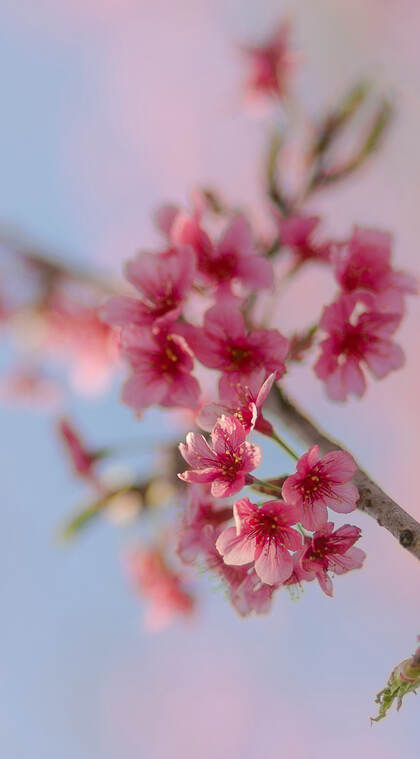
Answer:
[[1, 0, 419, 757]]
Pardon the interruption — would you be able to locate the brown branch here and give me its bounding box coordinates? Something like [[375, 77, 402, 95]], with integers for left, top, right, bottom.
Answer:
[[269, 386, 420, 561]]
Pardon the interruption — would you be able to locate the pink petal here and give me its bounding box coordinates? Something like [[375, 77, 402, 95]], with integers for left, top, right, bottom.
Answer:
[[254, 541, 293, 585], [162, 372, 201, 409], [216, 527, 256, 565], [179, 432, 217, 468], [320, 450, 357, 481], [321, 482, 359, 513], [211, 475, 246, 498], [121, 372, 167, 412]]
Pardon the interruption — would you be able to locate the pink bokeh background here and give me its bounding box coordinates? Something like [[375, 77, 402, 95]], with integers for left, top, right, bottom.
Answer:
[[1, 1, 419, 757]]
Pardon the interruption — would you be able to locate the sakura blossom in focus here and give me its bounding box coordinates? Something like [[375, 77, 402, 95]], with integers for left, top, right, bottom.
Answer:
[[126, 546, 195, 631], [282, 445, 359, 531], [299, 522, 365, 597], [275, 213, 332, 265], [178, 415, 261, 497], [182, 301, 288, 387], [241, 21, 295, 101], [101, 246, 196, 330], [314, 293, 404, 401], [120, 325, 201, 414], [197, 370, 276, 436], [216, 497, 301, 585], [333, 227, 417, 314]]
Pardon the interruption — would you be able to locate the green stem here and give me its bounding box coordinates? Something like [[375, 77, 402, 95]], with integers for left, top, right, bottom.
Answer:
[[270, 430, 299, 461], [247, 476, 283, 496]]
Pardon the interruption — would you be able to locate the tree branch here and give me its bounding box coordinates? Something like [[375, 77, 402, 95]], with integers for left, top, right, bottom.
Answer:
[[269, 386, 420, 561]]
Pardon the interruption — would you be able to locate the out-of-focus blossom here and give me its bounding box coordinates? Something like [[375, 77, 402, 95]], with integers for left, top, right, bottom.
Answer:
[[299, 522, 365, 597], [282, 445, 358, 531], [314, 293, 404, 401], [178, 415, 261, 497], [197, 370, 276, 436], [372, 636, 420, 722], [333, 227, 417, 313], [57, 417, 99, 483], [120, 325, 201, 414], [275, 213, 332, 265], [0, 365, 61, 409], [216, 497, 301, 585], [101, 246, 196, 330], [182, 301, 288, 387], [241, 21, 295, 101], [40, 293, 120, 394], [126, 546, 195, 631], [177, 484, 232, 564]]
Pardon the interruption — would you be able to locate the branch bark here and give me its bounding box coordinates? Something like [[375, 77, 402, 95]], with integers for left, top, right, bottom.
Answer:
[[269, 386, 420, 561]]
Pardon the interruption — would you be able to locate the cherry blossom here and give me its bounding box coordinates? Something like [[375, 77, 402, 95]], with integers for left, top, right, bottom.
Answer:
[[333, 226, 417, 314], [241, 21, 295, 100], [216, 497, 301, 585], [197, 370, 276, 435], [299, 522, 366, 597], [182, 301, 288, 386], [282, 444, 359, 531], [275, 213, 332, 265], [101, 246, 196, 330], [177, 484, 232, 564], [120, 325, 201, 414], [178, 415, 261, 497], [314, 293, 404, 401]]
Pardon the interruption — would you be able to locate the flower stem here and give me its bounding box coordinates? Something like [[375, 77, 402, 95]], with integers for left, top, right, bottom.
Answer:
[[270, 430, 299, 461], [247, 476, 283, 496]]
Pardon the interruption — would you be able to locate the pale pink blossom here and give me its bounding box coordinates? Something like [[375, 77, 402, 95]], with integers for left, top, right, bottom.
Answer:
[[282, 445, 359, 531], [275, 213, 332, 264], [333, 226, 417, 313], [178, 415, 261, 498], [216, 497, 301, 585], [197, 370, 276, 435], [299, 522, 365, 597], [0, 366, 61, 409], [182, 301, 288, 386], [101, 246, 195, 330], [314, 293, 404, 401], [126, 546, 194, 631], [120, 325, 201, 414], [177, 484, 232, 564], [241, 21, 295, 101]]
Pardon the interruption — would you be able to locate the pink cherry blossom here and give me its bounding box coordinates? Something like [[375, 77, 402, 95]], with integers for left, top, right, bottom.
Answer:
[[173, 213, 271, 292], [178, 414, 261, 498], [275, 213, 332, 265], [282, 444, 359, 531], [241, 21, 295, 101], [216, 497, 302, 585], [299, 522, 366, 597], [101, 246, 195, 330], [197, 370, 276, 435], [126, 546, 195, 631], [182, 301, 288, 386], [333, 226, 417, 313], [177, 484, 232, 564], [120, 325, 201, 414], [201, 525, 276, 617], [314, 293, 404, 401]]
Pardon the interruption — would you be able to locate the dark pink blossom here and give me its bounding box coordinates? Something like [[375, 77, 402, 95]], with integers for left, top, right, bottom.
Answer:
[[120, 325, 201, 414], [177, 484, 232, 564], [333, 226, 417, 314], [216, 497, 301, 585], [57, 417, 99, 483], [282, 444, 359, 531], [299, 522, 366, 597], [182, 301, 288, 385], [201, 526, 276, 617], [275, 213, 332, 264], [197, 370, 276, 435], [101, 246, 195, 330], [126, 547, 195, 631], [314, 293, 404, 401], [241, 21, 295, 100], [173, 213, 271, 292], [178, 414, 261, 498]]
